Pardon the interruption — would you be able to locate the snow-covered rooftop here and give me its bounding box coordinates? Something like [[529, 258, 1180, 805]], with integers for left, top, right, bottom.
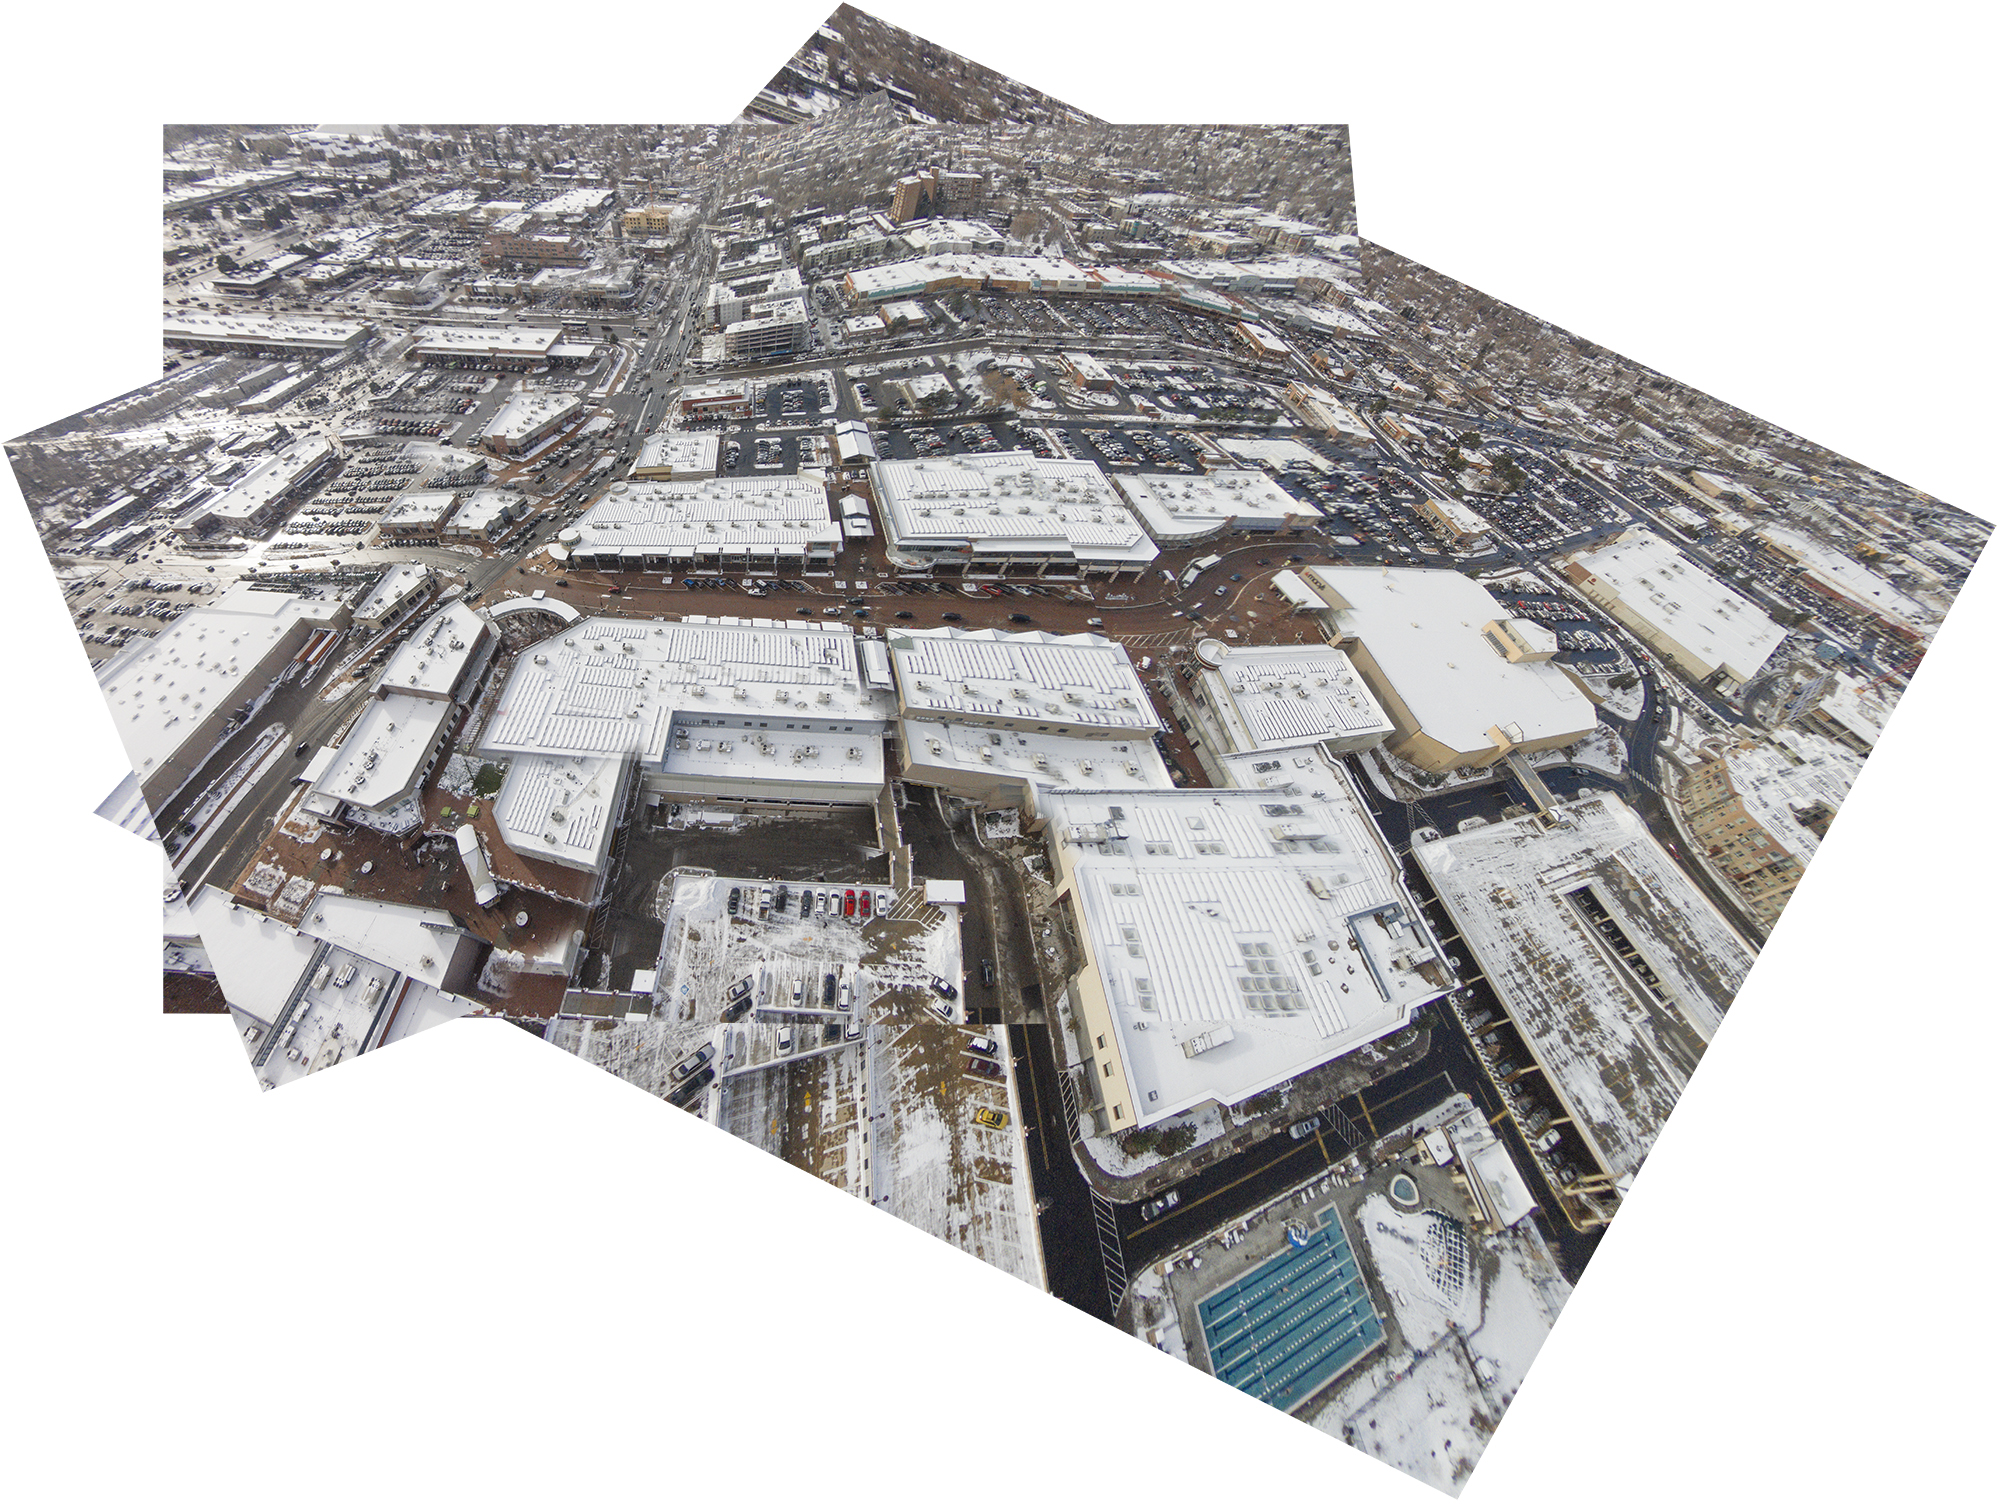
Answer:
[[897, 219, 1006, 255], [1712, 728, 1861, 869], [376, 600, 489, 701], [353, 563, 430, 622], [1757, 524, 1936, 634], [887, 626, 1159, 736], [192, 882, 478, 1088], [570, 475, 840, 559], [632, 429, 721, 478], [479, 615, 894, 767], [901, 719, 1173, 802], [1304, 566, 1597, 760], [847, 253, 1094, 301], [197, 434, 335, 524], [481, 390, 582, 446], [379, 489, 459, 530], [407, 324, 561, 359], [1813, 670, 1897, 748], [1047, 775, 1449, 1130], [311, 692, 452, 811], [1195, 643, 1394, 752], [871, 451, 1158, 568], [447, 487, 523, 534], [162, 311, 370, 352], [96, 583, 346, 792], [660, 721, 885, 798], [1113, 468, 1316, 542], [1411, 793, 1753, 1187], [1564, 527, 1786, 683], [490, 751, 626, 874], [528, 186, 616, 218]]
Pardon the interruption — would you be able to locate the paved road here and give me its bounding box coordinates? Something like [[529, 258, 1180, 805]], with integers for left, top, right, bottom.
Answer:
[[1008, 1020, 1115, 1321]]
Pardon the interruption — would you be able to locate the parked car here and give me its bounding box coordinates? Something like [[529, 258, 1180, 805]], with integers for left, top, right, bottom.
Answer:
[[973, 1107, 1009, 1130], [1287, 1116, 1323, 1141], [1140, 1190, 1181, 1222], [967, 1036, 997, 1057]]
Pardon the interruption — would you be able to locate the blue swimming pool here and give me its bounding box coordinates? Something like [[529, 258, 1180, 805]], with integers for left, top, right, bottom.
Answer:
[[1195, 1208, 1384, 1412]]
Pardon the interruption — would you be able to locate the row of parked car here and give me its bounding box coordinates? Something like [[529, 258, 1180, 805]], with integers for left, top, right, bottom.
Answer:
[[727, 883, 893, 922]]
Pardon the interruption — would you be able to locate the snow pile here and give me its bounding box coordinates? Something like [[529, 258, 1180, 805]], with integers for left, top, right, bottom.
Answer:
[[1356, 1195, 1480, 1347], [478, 947, 526, 998]]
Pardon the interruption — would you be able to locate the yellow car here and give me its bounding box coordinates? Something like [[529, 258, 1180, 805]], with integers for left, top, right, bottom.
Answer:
[[973, 1107, 1009, 1130]]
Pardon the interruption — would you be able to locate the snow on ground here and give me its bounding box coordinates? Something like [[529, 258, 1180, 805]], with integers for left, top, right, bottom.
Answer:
[[434, 752, 484, 800], [1121, 1260, 1189, 1361], [1331, 1340, 1489, 1495], [1356, 1194, 1480, 1350], [1585, 671, 1646, 721], [1464, 1245, 1567, 1402], [1531, 723, 1628, 777], [1081, 1102, 1228, 1177], [1361, 746, 1503, 802], [863, 906, 1040, 1284]]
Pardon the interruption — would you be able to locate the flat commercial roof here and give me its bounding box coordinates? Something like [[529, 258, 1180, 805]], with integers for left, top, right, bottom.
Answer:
[[1048, 777, 1448, 1129], [1113, 468, 1315, 542], [408, 324, 562, 359], [530, 187, 616, 217], [198, 434, 335, 524], [902, 719, 1173, 797], [479, 615, 894, 766], [871, 451, 1158, 567], [490, 751, 625, 873], [312, 692, 452, 811], [376, 601, 489, 700], [1304, 566, 1597, 758], [571, 475, 839, 556], [633, 430, 721, 476], [1564, 527, 1786, 682], [448, 488, 524, 533], [163, 311, 370, 353], [379, 489, 460, 530], [1712, 728, 1862, 868], [96, 583, 344, 792], [1412, 793, 1753, 1186], [1196, 644, 1394, 751], [888, 626, 1160, 736], [482, 391, 582, 444], [658, 722, 885, 800], [1757, 524, 1935, 634], [847, 253, 1094, 301]]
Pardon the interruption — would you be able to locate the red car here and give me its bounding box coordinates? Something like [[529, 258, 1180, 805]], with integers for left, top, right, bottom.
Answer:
[[843, 889, 856, 918], [859, 890, 872, 919]]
